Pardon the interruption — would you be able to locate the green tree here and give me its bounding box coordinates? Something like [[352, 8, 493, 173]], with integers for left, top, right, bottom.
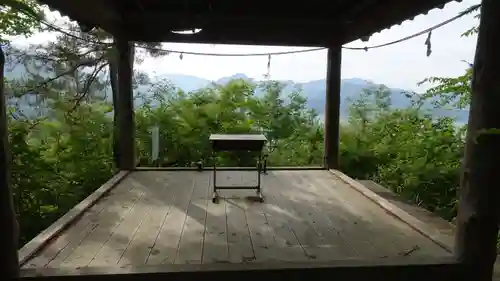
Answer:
[[0, 0, 43, 42], [340, 86, 464, 220], [418, 4, 480, 109]]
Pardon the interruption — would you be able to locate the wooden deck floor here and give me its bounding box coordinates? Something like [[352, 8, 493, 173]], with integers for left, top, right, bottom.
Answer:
[[22, 170, 451, 269]]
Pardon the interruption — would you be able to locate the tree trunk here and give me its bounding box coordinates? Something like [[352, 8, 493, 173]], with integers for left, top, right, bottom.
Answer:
[[455, 1, 500, 280], [0, 45, 20, 279]]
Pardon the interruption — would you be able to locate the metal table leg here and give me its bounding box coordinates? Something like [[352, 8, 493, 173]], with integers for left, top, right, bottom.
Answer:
[[212, 150, 219, 203], [262, 153, 268, 174], [211, 149, 264, 204], [256, 152, 264, 202]]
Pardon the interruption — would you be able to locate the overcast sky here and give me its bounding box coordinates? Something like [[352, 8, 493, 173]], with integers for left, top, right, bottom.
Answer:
[[11, 0, 480, 91]]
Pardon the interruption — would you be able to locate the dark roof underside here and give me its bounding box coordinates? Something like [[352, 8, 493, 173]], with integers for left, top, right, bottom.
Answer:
[[37, 0, 458, 46]]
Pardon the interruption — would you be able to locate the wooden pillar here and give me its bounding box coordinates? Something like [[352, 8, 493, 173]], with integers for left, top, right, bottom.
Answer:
[[324, 47, 342, 170], [0, 47, 20, 277], [455, 0, 500, 280], [115, 38, 135, 170]]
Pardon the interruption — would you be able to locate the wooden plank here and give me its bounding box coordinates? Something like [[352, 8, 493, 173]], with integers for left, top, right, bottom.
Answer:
[[281, 171, 358, 260], [46, 181, 135, 268], [19, 256, 465, 281], [295, 171, 381, 258], [330, 169, 454, 251], [146, 172, 196, 265], [22, 174, 133, 268], [355, 180, 453, 257], [174, 172, 210, 264], [116, 173, 177, 266], [309, 170, 421, 258], [23, 191, 116, 268], [22, 169, 455, 272], [265, 172, 328, 260], [19, 171, 130, 266], [88, 177, 154, 266], [358, 180, 455, 239], [258, 172, 310, 262], [225, 191, 256, 263], [310, 172, 405, 257], [271, 171, 358, 260], [312, 170, 449, 258], [201, 172, 229, 264], [352, 181, 452, 257], [59, 178, 146, 267], [241, 189, 283, 263]]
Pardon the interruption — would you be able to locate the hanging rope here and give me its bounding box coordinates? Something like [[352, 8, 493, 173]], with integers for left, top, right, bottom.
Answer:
[[264, 54, 271, 79], [425, 31, 433, 57]]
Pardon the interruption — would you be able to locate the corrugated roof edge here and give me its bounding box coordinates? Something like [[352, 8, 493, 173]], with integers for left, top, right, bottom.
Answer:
[[374, 0, 464, 35]]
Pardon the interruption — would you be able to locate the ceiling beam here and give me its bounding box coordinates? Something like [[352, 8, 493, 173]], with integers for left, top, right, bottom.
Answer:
[[120, 23, 343, 47], [123, 11, 342, 28]]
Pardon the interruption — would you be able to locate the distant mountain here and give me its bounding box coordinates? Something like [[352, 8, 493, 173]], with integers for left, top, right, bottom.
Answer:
[[156, 74, 210, 92], [155, 73, 469, 124], [4, 62, 469, 123]]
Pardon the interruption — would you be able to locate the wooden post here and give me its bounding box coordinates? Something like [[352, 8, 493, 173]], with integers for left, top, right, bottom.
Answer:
[[455, 0, 500, 280], [0, 47, 20, 277], [109, 45, 120, 169], [115, 38, 135, 170], [324, 47, 342, 170]]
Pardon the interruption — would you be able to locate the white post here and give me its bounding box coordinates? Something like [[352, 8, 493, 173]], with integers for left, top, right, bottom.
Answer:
[[151, 125, 159, 164]]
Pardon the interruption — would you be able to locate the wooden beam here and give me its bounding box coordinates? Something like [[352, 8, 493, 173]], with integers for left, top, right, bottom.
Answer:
[[116, 38, 136, 170], [108, 45, 120, 168], [121, 9, 348, 31], [20, 257, 465, 280], [324, 48, 342, 169], [120, 23, 341, 47], [455, 0, 500, 280], [0, 46, 20, 278]]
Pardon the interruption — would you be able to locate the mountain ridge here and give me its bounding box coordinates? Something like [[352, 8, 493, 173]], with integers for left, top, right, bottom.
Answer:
[[4, 65, 469, 123], [151, 73, 469, 123]]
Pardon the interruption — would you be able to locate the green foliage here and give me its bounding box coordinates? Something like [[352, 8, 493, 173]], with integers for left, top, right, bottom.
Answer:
[[0, 0, 43, 42], [9, 100, 115, 243], [340, 87, 464, 221], [461, 4, 480, 38], [135, 79, 323, 167], [418, 67, 472, 110]]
